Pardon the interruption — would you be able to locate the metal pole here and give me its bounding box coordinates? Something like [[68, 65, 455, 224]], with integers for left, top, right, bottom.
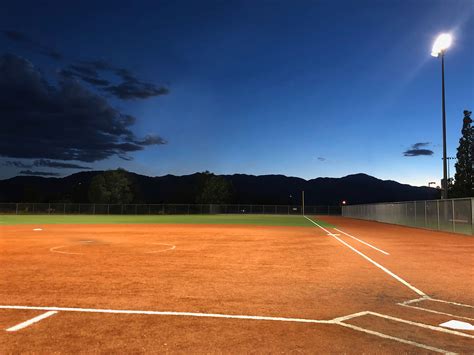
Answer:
[[441, 52, 448, 199], [15, 203, 18, 215]]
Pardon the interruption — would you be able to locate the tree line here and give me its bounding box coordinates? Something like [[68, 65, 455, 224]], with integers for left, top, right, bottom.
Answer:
[[88, 169, 234, 204], [449, 110, 473, 198]]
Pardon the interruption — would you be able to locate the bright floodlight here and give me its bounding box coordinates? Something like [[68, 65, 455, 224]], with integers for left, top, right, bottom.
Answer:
[[431, 33, 452, 57]]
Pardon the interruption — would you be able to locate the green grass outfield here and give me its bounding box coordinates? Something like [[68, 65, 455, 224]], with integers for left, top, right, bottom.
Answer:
[[0, 214, 335, 228]]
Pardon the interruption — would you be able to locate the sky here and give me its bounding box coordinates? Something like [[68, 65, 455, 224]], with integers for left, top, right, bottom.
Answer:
[[0, 0, 473, 186]]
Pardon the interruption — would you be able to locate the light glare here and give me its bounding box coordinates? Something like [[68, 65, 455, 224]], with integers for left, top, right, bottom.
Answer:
[[431, 33, 452, 57]]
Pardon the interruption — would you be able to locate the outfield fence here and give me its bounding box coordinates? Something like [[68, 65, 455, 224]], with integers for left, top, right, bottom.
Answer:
[[342, 198, 473, 235], [0, 203, 341, 216]]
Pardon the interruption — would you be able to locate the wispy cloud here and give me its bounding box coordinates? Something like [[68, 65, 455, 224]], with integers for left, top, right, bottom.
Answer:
[[59, 60, 169, 100], [19, 170, 60, 177]]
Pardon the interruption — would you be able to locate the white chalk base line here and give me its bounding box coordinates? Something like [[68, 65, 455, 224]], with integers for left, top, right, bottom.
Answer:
[[6, 311, 57, 332]]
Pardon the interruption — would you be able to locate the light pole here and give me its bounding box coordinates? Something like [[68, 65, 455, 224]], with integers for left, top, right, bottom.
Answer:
[[431, 33, 452, 199]]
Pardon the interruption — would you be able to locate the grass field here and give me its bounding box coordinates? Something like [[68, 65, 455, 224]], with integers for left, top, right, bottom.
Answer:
[[1, 214, 473, 353], [0, 214, 335, 227]]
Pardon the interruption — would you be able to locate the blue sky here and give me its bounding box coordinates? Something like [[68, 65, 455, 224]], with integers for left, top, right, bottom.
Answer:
[[1, 0, 473, 186]]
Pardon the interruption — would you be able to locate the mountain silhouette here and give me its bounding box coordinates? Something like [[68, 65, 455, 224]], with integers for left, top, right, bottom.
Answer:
[[0, 171, 439, 205]]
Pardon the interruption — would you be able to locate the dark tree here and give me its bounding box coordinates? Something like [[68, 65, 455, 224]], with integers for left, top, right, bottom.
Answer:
[[88, 169, 134, 203], [452, 110, 473, 197], [196, 173, 234, 204]]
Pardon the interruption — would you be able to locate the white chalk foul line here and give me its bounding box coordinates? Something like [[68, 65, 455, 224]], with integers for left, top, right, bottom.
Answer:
[[333, 228, 390, 255], [399, 303, 474, 321], [0, 305, 331, 324], [303, 216, 426, 297], [366, 311, 474, 339], [6, 311, 57, 332], [430, 298, 474, 309]]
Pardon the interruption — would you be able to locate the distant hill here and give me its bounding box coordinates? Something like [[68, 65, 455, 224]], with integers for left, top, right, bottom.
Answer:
[[0, 171, 439, 205]]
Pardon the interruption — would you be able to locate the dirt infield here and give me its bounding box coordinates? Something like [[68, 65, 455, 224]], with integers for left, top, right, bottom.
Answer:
[[1, 218, 473, 353]]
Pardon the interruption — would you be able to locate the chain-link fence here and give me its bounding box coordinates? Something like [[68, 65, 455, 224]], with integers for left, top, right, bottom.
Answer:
[[0, 203, 341, 216], [342, 198, 473, 235]]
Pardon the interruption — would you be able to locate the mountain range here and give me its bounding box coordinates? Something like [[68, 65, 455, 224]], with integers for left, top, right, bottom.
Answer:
[[0, 171, 439, 205]]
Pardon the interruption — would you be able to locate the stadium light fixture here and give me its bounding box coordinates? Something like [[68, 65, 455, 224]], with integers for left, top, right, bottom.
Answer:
[[431, 33, 452, 57], [431, 33, 452, 199]]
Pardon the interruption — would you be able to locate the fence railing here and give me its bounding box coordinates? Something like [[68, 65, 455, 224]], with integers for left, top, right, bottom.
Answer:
[[342, 198, 473, 235], [0, 203, 341, 216]]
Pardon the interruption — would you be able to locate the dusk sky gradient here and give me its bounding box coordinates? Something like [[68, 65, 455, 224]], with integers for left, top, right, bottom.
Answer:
[[1, 0, 473, 186]]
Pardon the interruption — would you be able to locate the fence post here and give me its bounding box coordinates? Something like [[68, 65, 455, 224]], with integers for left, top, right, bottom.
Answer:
[[436, 200, 440, 231], [414, 202, 417, 225], [187, 204, 190, 214], [424, 201, 427, 228], [472, 198, 474, 235], [121, 204, 123, 215], [287, 205, 289, 215], [93, 204, 96, 215], [15, 203, 18, 215], [63, 203, 66, 214], [451, 199, 455, 233], [107, 204, 110, 215]]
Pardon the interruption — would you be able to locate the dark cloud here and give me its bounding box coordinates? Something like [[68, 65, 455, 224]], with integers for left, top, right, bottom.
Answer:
[[104, 81, 169, 100], [59, 69, 110, 86], [33, 159, 92, 170], [403, 142, 434, 157], [0, 54, 166, 163], [4, 159, 92, 169], [60, 60, 169, 100], [19, 170, 60, 177], [2, 30, 62, 60], [317, 157, 326, 161]]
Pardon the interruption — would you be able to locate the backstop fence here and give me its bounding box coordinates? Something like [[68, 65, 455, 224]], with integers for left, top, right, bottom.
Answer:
[[0, 203, 341, 216], [342, 198, 473, 235]]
